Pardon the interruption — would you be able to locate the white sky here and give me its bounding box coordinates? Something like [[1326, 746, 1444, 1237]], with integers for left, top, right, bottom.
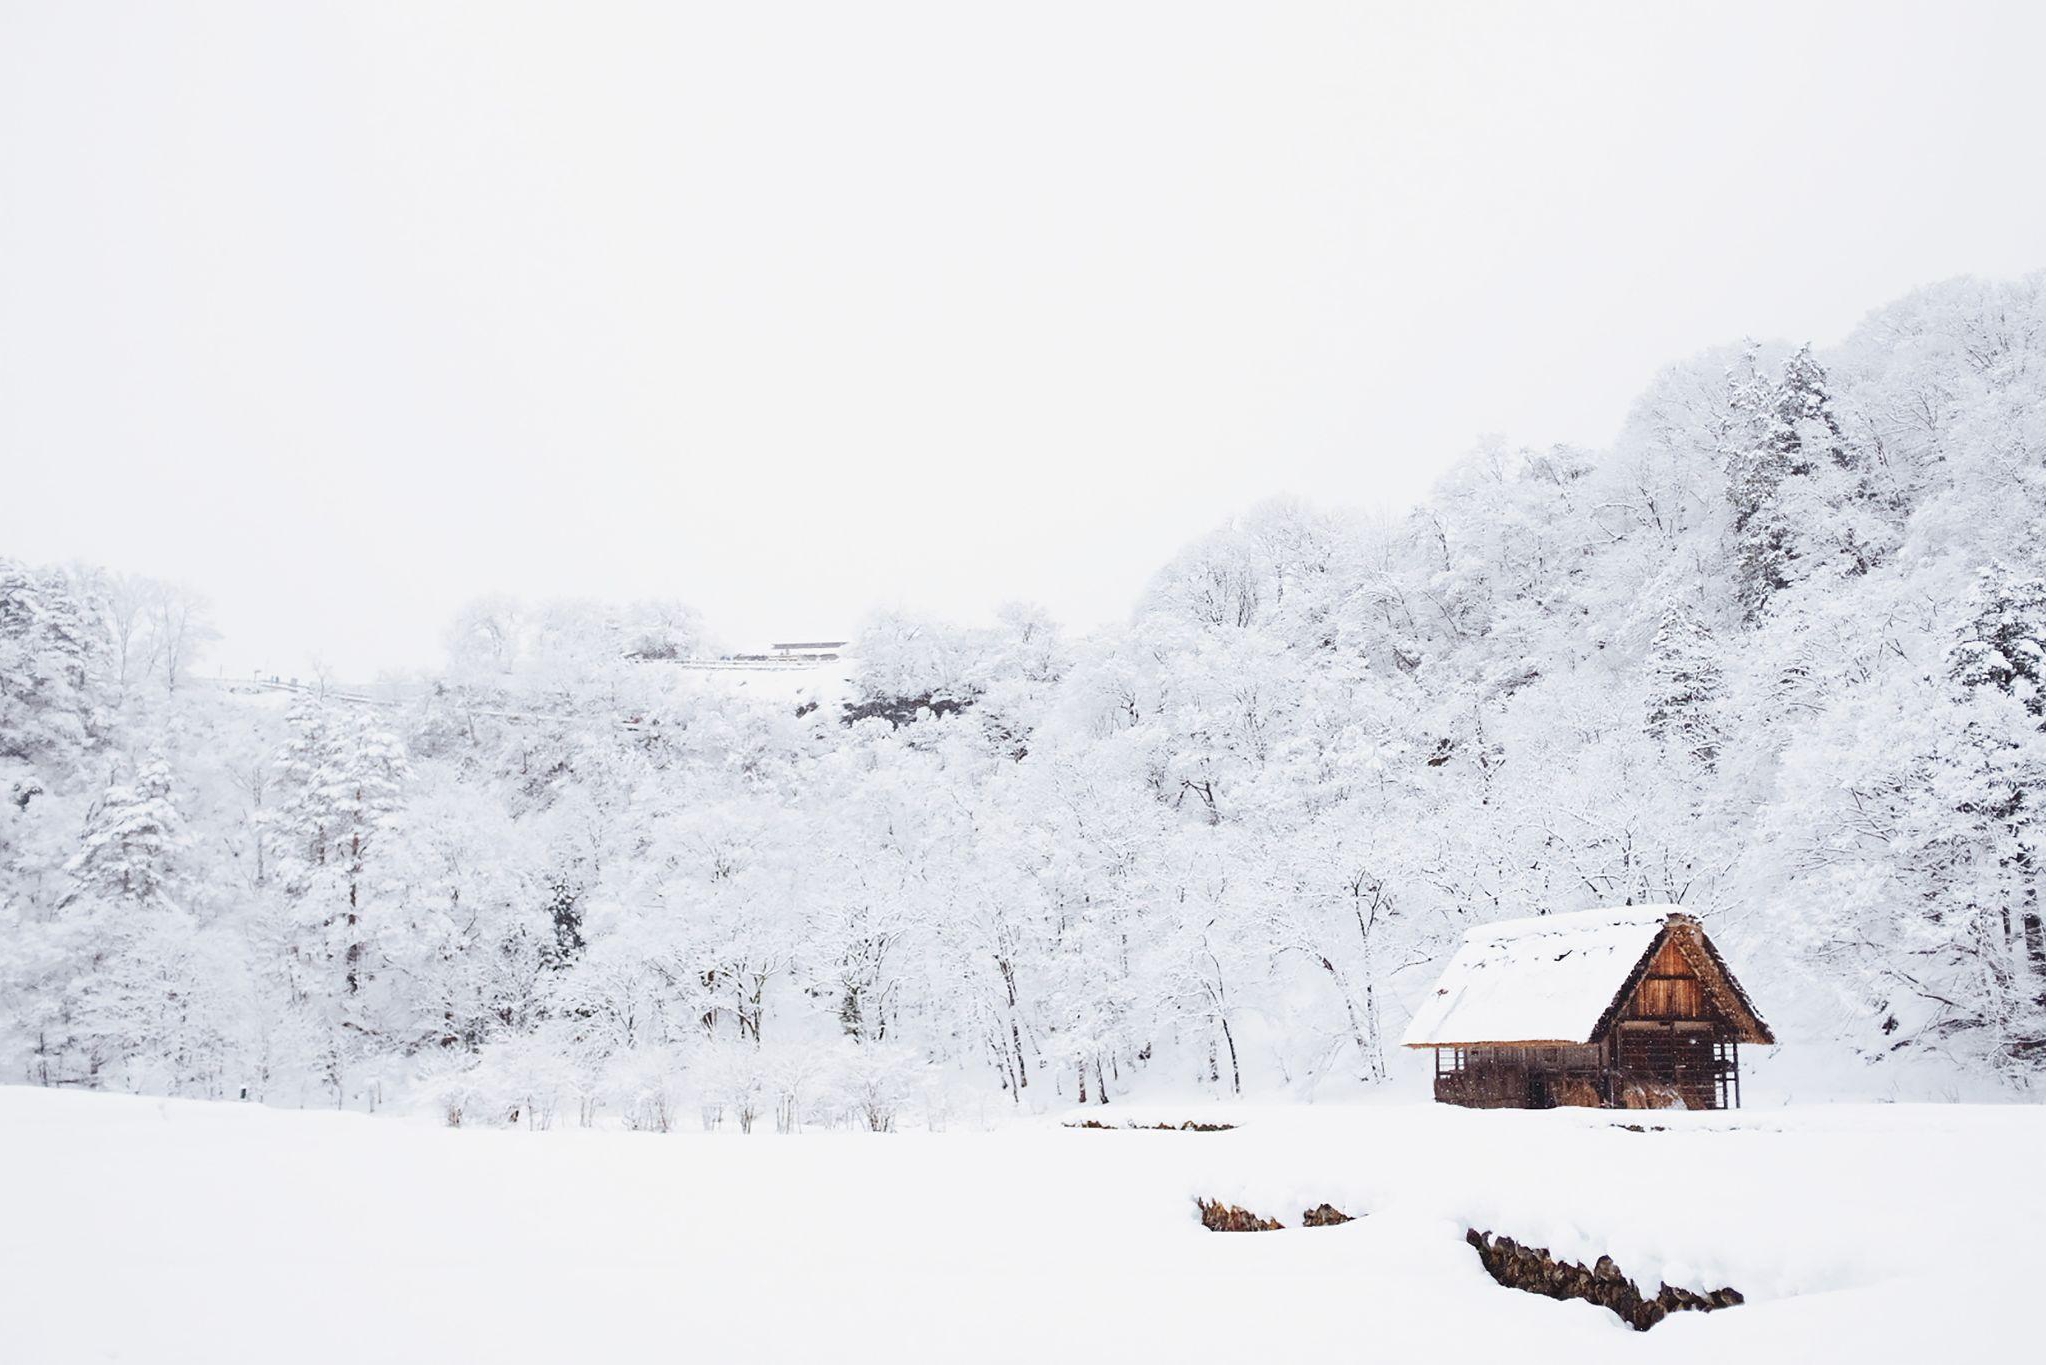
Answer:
[[2, 2, 2042, 678]]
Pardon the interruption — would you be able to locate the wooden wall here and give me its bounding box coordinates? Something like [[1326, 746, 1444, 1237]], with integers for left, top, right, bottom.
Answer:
[[1614, 1027, 1725, 1110], [1434, 1045, 1606, 1109], [1621, 935, 1716, 1023]]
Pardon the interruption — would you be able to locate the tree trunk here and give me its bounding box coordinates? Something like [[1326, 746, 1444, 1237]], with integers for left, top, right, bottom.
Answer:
[[1010, 1021, 1029, 1089], [1320, 957, 1379, 1081], [2022, 911, 2045, 992]]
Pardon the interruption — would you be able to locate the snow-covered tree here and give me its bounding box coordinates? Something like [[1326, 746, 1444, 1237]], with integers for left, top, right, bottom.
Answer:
[[0, 559, 107, 791], [1949, 567, 2045, 719], [2, 271, 2041, 1108], [65, 757, 188, 910], [1644, 603, 1723, 768]]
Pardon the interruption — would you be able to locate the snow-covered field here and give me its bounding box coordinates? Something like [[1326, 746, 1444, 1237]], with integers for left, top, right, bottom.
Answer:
[[4, 1088, 2039, 1364]]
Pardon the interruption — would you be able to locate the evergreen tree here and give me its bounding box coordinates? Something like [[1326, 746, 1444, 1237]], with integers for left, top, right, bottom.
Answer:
[[1643, 604, 1723, 768], [54, 757, 194, 1087], [64, 757, 188, 910], [267, 696, 339, 881], [258, 704, 414, 1102], [1724, 345, 1879, 621], [1946, 573, 2047, 1042], [324, 723, 412, 920], [266, 702, 411, 993], [1950, 568, 2046, 719], [0, 559, 108, 790], [1771, 343, 1848, 470], [1723, 346, 1797, 621], [540, 872, 587, 971]]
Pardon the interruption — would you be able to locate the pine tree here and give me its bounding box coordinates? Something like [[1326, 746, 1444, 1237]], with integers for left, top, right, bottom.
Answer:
[[1724, 345, 1874, 621], [266, 703, 411, 995], [540, 872, 587, 971], [0, 559, 108, 788], [1771, 343, 1848, 471], [55, 757, 193, 1087], [1950, 568, 2046, 719], [1643, 604, 1723, 768], [1723, 346, 1798, 621], [267, 696, 339, 881], [1944, 572, 2047, 1038], [323, 723, 412, 992], [321, 724, 411, 903], [257, 705, 414, 1103], [64, 757, 188, 910]]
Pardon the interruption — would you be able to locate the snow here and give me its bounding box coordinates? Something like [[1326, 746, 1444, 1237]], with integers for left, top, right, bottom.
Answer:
[[671, 655, 855, 706], [9, 276, 2043, 1119], [1403, 905, 1679, 1047], [3, 1087, 2038, 1364]]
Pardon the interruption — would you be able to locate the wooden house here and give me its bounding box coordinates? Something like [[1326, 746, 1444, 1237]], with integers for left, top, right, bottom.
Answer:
[[1402, 906, 1772, 1110]]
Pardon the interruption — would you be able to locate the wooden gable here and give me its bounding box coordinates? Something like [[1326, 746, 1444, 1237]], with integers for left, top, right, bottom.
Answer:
[[1594, 917, 1773, 1045]]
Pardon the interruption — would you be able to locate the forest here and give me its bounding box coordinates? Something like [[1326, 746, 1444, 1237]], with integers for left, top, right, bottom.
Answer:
[[2, 273, 2041, 1126]]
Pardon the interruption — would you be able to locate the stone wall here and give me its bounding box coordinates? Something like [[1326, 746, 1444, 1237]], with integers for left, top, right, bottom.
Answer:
[[1465, 1229, 1743, 1330]]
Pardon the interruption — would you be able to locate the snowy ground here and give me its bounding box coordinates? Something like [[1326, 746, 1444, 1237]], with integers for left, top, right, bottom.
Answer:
[[3, 1089, 2040, 1364]]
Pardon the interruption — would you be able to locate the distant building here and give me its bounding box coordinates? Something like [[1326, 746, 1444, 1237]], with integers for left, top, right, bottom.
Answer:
[[1403, 906, 1772, 1110], [767, 641, 847, 658]]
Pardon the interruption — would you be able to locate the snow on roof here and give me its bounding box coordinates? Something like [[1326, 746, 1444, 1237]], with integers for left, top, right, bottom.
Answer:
[[1402, 905, 1682, 1047]]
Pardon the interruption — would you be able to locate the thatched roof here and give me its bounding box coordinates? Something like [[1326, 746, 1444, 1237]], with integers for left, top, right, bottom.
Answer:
[[1401, 905, 1772, 1048]]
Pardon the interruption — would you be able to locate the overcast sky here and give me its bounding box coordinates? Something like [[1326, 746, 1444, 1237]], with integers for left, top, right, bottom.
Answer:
[[2, 2, 2042, 678]]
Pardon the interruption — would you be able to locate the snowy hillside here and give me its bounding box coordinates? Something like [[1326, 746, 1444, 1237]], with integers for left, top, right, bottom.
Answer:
[[3, 1087, 2038, 1364], [1, 274, 2042, 1120]]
